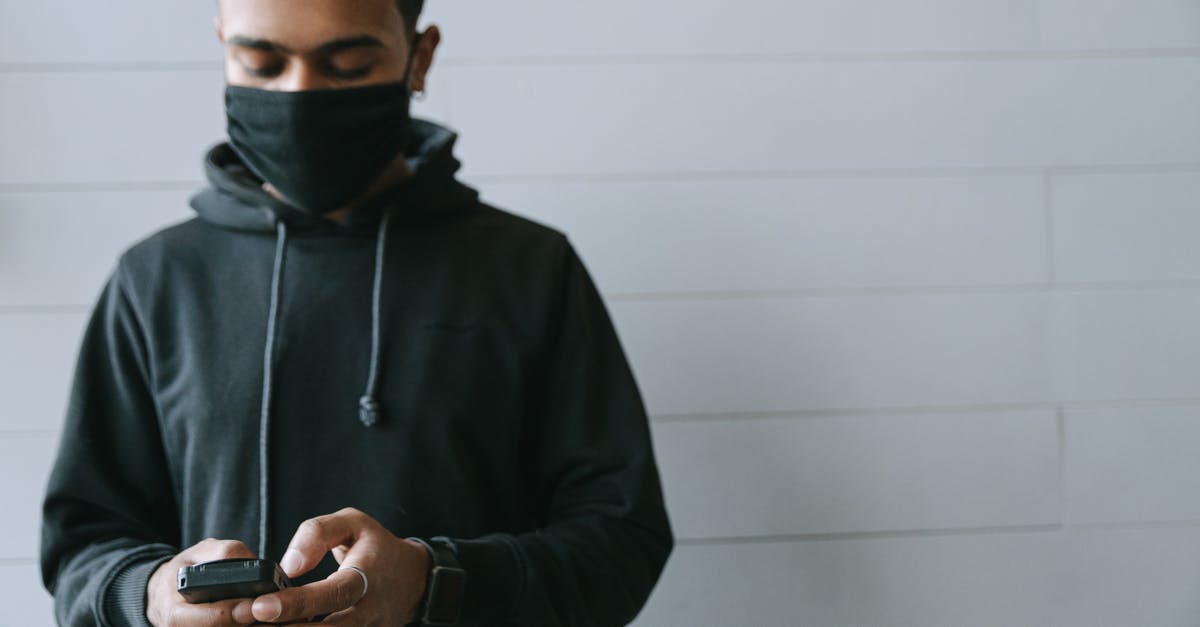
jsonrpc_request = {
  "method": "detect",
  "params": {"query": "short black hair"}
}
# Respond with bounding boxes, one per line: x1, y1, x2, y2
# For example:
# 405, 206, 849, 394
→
397, 0, 424, 32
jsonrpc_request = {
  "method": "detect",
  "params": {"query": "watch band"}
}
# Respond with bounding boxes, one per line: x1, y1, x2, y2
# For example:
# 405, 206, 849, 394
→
407, 536, 467, 626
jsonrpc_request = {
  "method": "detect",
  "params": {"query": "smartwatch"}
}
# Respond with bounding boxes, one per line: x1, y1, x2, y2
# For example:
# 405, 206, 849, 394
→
407, 536, 467, 626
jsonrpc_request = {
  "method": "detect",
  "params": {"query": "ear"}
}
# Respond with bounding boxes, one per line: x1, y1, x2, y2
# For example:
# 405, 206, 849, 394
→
409, 25, 441, 94
214, 15, 225, 43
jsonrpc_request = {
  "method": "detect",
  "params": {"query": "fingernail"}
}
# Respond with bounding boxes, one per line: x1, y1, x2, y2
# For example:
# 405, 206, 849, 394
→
253, 596, 283, 621
280, 549, 302, 575
232, 601, 253, 623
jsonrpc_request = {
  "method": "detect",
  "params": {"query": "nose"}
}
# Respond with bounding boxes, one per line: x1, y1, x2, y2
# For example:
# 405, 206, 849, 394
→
276, 61, 333, 92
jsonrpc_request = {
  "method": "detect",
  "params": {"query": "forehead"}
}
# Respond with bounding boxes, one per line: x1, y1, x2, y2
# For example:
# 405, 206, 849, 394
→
218, 0, 406, 49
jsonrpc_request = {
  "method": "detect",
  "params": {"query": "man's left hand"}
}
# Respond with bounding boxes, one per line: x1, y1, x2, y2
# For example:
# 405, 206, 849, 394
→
233, 507, 431, 625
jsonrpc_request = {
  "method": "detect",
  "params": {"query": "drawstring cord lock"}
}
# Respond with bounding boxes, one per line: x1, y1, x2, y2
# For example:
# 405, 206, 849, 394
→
359, 395, 381, 428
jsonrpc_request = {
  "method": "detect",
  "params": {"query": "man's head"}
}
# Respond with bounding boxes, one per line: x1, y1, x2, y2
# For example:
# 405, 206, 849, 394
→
215, 0, 439, 92
216, 0, 443, 218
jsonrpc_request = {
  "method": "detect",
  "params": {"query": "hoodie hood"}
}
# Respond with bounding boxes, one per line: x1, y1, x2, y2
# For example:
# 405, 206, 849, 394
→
190, 117, 480, 234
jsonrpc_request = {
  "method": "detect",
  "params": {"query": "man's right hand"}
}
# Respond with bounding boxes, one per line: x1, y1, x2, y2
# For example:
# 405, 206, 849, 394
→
146, 538, 258, 626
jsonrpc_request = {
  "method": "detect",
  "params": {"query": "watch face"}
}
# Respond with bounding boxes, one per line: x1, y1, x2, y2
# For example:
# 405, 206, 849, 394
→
426, 566, 467, 623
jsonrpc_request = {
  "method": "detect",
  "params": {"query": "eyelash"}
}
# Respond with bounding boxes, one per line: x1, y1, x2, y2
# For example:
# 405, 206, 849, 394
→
327, 64, 372, 80
245, 64, 284, 78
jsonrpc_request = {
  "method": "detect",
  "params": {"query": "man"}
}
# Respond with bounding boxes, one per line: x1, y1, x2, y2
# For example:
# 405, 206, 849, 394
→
39, 1, 673, 625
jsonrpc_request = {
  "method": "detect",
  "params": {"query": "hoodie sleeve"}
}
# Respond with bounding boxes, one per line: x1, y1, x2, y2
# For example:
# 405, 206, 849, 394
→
444, 237, 674, 627
40, 265, 182, 627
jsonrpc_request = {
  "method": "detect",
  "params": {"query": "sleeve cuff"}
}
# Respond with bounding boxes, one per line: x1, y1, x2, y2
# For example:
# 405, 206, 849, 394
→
449, 533, 524, 625
101, 551, 175, 627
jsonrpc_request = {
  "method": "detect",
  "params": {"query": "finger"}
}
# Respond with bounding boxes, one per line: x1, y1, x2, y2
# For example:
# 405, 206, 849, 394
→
331, 545, 348, 565
232, 599, 258, 624
250, 569, 364, 623
184, 538, 257, 564
163, 598, 246, 627
281, 508, 372, 577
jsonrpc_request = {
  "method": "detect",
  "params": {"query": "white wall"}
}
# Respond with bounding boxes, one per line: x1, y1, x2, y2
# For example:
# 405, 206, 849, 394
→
2, 1, 1199, 624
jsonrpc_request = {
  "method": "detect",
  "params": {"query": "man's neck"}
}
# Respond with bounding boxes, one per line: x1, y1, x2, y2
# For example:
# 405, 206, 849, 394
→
263, 151, 415, 225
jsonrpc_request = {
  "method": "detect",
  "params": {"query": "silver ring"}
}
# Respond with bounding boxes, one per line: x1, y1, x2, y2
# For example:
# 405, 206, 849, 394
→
338, 565, 369, 601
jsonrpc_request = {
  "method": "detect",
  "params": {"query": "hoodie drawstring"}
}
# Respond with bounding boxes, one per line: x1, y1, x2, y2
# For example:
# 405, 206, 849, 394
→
256, 211, 392, 559
359, 208, 394, 428
258, 219, 288, 559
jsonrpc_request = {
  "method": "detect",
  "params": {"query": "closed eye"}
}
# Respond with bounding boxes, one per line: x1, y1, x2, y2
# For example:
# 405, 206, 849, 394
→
243, 63, 285, 78
325, 64, 373, 80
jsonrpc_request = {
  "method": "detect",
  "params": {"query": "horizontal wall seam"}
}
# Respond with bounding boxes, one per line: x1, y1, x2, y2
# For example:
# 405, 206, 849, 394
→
0, 306, 90, 316
1, 47, 1199, 73
0, 430, 58, 439
441, 47, 1200, 66
600, 279, 1200, 302
8, 396, 1200, 437
0, 181, 203, 194
8, 278, 1200, 315
652, 397, 1200, 423
2, 162, 1198, 194
677, 524, 1063, 545
675, 517, 1200, 546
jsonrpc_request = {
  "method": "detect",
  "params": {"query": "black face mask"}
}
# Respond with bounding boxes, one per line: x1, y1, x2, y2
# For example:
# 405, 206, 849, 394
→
225, 82, 412, 215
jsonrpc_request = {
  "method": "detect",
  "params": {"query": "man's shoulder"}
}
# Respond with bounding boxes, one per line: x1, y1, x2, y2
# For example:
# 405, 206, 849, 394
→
465, 202, 566, 239
457, 202, 571, 258
115, 216, 211, 282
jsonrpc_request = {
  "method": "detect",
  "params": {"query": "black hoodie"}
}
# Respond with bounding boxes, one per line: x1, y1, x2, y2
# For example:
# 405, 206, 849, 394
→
39, 119, 673, 626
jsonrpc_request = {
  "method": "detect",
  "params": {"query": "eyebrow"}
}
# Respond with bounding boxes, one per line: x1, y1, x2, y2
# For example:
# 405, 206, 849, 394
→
226, 34, 386, 55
